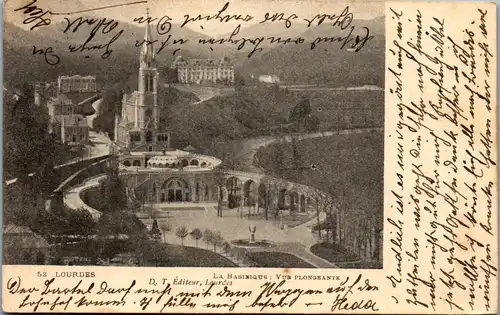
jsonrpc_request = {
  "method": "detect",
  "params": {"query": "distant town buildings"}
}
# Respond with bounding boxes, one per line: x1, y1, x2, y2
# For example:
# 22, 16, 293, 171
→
34, 75, 98, 146
171, 56, 235, 85
258, 74, 280, 84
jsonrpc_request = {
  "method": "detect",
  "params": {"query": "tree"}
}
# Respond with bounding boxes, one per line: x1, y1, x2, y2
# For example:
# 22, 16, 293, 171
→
150, 219, 162, 242
289, 98, 312, 122
222, 242, 231, 256
234, 72, 245, 90
4, 83, 58, 178
258, 178, 275, 221
99, 164, 127, 213
160, 222, 172, 243
310, 190, 336, 243
190, 228, 203, 247
175, 226, 189, 246
70, 209, 96, 239
213, 172, 226, 217
203, 229, 213, 249
212, 231, 224, 253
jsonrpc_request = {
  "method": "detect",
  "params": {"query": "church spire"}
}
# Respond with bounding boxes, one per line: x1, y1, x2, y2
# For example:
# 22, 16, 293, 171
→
141, 8, 155, 68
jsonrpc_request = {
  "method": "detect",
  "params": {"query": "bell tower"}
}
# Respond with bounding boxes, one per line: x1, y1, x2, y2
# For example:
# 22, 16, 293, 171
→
137, 8, 159, 131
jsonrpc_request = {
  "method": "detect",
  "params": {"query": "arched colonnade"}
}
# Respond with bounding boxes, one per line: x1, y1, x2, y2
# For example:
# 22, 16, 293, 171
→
125, 172, 313, 213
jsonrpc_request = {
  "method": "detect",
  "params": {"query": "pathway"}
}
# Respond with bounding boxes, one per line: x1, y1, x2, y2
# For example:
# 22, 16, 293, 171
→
86, 99, 102, 129
169, 84, 234, 104
63, 174, 105, 220
140, 203, 336, 268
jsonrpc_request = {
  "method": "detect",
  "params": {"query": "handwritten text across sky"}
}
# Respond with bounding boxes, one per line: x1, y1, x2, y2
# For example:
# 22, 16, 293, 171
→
4, 0, 384, 35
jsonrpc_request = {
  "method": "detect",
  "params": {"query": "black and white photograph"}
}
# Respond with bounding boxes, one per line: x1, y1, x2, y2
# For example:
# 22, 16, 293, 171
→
3, 0, 384, 269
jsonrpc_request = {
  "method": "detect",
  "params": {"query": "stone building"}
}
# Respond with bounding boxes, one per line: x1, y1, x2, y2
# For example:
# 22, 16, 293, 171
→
34, 75, 97, 146
58, 75, 97, 93
46, 93, 90, 145
3, 224, 50, 265
258, 74, 280, 84
57, 115, 90, 145
171, 56, 234, 85
114, 20, 170, 152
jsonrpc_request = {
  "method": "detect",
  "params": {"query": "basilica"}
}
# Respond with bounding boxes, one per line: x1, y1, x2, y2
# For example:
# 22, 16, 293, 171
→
112, 21, 313, 208
114, 21, 170, 152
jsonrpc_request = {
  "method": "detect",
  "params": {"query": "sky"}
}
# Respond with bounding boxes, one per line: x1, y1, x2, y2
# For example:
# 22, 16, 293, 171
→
4, 0, 384, 35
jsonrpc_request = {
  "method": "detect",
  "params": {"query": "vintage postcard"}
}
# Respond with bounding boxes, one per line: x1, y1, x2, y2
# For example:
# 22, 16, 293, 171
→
2, 0, 497, 313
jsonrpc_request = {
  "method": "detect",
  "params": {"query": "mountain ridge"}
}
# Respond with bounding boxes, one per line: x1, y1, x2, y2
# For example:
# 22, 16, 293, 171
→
3, 15, 385, 87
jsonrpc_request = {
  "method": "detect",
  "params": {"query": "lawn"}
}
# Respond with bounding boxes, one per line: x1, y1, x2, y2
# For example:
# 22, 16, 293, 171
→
246, 252, 316, 268
51, 240, 238, 267
310, 243, 359, 263
255, 131, 384, 190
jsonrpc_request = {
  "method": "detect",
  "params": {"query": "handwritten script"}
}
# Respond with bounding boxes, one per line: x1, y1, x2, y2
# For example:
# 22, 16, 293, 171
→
386, 2, 497, 314
13, 0, 374, 65
4, 273, 379, 312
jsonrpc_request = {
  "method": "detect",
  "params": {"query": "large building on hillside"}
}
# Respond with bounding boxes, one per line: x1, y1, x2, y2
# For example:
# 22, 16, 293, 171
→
114, 21, 171, 152
58, 75, 97, 93
171, 56, 234, 85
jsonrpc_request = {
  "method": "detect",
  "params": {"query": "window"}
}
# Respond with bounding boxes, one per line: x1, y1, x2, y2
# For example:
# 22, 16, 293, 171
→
157, 134, 168, 142
131, 133, 141, 142
145, 73, 154, 92
148, 74, 154, 92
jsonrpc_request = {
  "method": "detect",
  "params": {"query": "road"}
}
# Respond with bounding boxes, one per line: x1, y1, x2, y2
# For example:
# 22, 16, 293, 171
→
63, 174, 106, 220
87, 98, 102, 129
279, 84, 383, 91
170, 84, 234, 104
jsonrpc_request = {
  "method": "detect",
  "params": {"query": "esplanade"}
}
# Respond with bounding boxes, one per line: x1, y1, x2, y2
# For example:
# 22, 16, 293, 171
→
65, 147, 325, 221
119, 150, 317, 212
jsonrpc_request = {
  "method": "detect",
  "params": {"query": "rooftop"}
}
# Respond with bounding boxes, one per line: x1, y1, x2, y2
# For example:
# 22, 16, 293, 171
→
172, 56, 233, 68
58, 75, 96, 80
